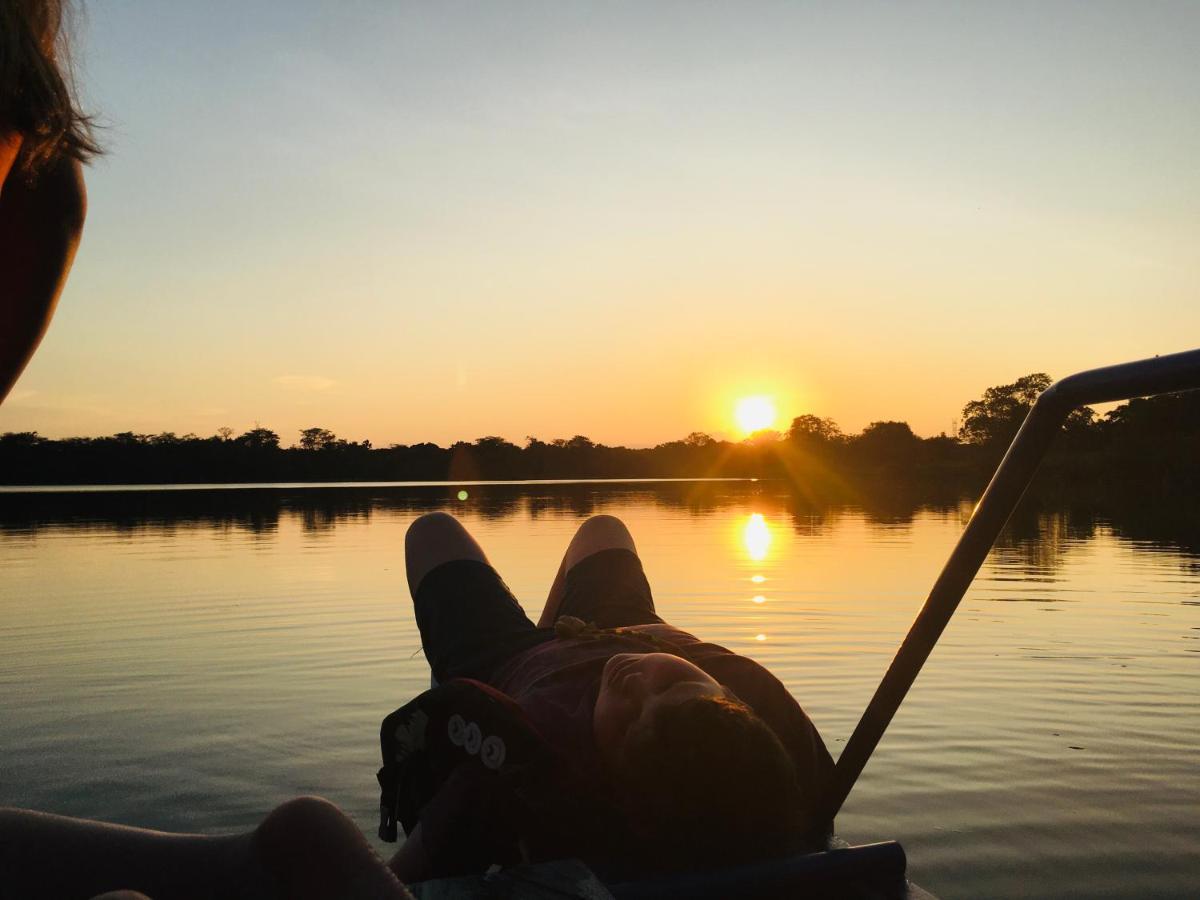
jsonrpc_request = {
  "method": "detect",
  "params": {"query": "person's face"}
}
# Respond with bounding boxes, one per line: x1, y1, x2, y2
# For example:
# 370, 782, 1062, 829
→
592, 652, 725, 767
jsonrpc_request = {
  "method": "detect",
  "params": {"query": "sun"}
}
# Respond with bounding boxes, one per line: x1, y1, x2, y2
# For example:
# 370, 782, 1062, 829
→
734, 395, 778, 435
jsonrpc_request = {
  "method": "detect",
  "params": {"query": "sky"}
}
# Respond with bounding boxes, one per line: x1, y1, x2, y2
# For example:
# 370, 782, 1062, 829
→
2, 0, 1197, 447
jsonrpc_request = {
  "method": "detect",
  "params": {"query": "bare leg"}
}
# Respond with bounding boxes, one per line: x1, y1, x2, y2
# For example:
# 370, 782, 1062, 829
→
255, 797, 412, 899
539, 515, 638, 627
405, 512, 490, 598
0, 797, 411, 900
386, 822, 432, 886
0, 806, 263, 900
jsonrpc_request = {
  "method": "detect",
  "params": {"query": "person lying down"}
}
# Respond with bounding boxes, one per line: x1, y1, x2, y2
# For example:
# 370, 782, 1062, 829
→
0, 514, 835, 898
381, 513, 835, 881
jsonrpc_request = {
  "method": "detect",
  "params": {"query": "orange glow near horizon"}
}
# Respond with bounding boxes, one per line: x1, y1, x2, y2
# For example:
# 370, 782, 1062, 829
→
1, 5, 1195, 448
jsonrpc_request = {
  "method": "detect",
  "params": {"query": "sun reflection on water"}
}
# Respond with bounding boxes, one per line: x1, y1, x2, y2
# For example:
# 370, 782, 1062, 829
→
742, 513, 772, 561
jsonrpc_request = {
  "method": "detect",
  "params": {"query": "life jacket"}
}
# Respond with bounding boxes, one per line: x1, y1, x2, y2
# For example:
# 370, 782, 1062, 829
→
377, 678, 619, 876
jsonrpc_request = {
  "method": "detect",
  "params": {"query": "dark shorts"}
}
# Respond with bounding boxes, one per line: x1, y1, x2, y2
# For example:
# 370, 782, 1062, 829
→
414, 547, 662, 682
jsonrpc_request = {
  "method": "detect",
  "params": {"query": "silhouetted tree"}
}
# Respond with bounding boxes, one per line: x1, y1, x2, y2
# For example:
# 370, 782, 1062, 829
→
1103, 391, 1200, 437
960, 374, 1095, 448
959, 374, 1052, 446
922, 433, 961, 461
1095, 391, 1200, 487
299, 427, 338, 451
1060, 406, 1099, 451
787, 415, 842, 445
855, 421, 921, 461
474, 436, 520, 453
3, 387, 1196, 490
0, 431, 45, 448
469, 436, 522, 477
237, 427, 280, 450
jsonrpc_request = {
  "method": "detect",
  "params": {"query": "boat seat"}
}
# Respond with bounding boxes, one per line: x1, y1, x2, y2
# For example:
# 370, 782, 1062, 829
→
408, 840, 937, 899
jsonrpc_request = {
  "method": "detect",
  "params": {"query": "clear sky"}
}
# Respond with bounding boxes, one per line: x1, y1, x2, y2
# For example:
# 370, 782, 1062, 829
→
3, 0, 1197, 447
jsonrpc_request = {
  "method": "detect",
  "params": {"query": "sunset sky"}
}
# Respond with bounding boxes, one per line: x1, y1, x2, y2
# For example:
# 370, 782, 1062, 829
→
2, 1, 1197, 447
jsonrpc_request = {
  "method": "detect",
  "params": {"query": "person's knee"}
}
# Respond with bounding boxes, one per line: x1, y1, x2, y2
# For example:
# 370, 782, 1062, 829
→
406, 513, 472, 564
406, 511, 464, 545
255, 797, 408, 899
565, 515, 637, 569
578, 514, 627, 532
405, 512, 488, 596
574, 515, 635, 545
256, 796, 363, 864
258, 796, 344, 838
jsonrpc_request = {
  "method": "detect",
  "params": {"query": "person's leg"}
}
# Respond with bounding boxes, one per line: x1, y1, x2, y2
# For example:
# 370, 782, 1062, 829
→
406, 512, 544, 682
0, 798, 411, 900
539, 515, 650, 628
405, 511, 490, 598
255, 797, 412, 899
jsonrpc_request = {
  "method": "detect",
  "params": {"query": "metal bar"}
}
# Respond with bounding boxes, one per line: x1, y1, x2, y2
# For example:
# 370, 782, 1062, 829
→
819, 347, 1200, 824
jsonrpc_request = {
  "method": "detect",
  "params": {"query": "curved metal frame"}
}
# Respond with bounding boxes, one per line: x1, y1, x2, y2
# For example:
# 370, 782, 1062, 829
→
820, 347, 1200, 823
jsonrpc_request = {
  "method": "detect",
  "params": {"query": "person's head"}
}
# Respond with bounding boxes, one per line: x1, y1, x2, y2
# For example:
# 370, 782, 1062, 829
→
592, 652, 805, 870
0, 0, 100, 177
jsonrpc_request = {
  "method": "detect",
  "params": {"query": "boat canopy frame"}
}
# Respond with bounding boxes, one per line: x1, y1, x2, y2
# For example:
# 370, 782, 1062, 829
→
821, 346, 1200, 823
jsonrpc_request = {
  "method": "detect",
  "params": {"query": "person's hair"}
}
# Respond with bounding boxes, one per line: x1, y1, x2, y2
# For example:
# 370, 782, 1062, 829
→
0, 0, 101, 177
617, 692, 806, 872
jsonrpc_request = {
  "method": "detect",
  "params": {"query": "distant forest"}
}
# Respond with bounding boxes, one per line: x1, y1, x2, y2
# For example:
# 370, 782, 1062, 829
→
2, 375, 1197, 494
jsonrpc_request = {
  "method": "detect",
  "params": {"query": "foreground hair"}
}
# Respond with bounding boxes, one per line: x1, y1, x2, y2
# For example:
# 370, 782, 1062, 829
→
619, 693, 806, 871
0, 0, 101, 176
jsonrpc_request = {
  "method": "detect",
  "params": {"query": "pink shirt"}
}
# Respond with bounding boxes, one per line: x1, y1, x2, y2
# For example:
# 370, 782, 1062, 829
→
488, 623, 834, 815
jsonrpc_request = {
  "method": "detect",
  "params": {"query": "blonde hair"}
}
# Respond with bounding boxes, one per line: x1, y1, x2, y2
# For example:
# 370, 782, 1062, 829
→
0, 0, 101, 177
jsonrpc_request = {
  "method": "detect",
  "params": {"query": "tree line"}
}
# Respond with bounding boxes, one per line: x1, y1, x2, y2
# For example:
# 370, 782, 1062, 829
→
2, 375, 1196, 491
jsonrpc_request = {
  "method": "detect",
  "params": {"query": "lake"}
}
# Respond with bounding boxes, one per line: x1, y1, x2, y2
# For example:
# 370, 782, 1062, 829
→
1, 480, 1197, 898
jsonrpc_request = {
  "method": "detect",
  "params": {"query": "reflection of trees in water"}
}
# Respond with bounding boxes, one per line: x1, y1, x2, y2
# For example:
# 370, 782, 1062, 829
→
1093, 495, 1200, 559
471, 494, 524, 520
981, 494, 1200, 578
856, 494, 958, 532
0, 481, 774, 536
296, 495, 372, 535
0, 490, 285, 536
991, 510, 1081, 577
856, 485, 963, 529
525, 492, 596, 519
3, 484, 1198, 574
0, 489, 383, 537
786, 506, 842, 538
780, 482, 965, 537
519, 482, 771, 520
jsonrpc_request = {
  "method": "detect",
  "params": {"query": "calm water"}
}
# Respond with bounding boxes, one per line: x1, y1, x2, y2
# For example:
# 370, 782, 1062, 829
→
1, 481, 1197, 898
